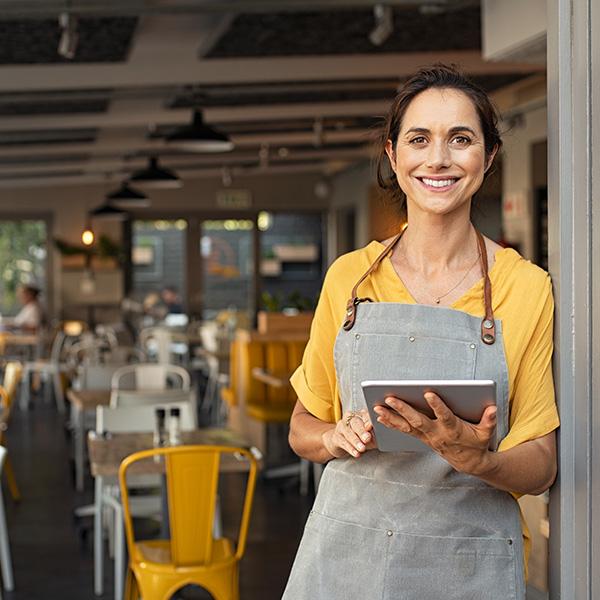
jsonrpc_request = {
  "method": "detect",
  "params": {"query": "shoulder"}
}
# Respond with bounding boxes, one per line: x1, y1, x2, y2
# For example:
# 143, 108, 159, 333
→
325, 241, 384, 286
493, 247, 553, 316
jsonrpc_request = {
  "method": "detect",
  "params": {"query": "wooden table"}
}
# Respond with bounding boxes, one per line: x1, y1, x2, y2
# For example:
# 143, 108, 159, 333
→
66, 389, 111, 491
88, 427, 257, 477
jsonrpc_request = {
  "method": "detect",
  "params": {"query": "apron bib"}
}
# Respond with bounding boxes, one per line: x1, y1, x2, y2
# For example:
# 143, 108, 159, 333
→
283, 232, 526, 600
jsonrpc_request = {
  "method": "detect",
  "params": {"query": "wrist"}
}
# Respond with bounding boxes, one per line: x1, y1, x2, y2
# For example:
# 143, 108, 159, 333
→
468, 449, 500, 478
321, 427, 339, 461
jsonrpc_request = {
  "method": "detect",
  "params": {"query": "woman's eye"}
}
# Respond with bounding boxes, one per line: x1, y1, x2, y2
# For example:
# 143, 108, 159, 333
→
409, 136, 427, 145
451, 135, 471, 145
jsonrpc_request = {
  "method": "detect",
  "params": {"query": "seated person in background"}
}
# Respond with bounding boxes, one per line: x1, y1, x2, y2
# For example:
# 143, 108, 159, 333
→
160, 286, 184, 314
12, 285, 44, 332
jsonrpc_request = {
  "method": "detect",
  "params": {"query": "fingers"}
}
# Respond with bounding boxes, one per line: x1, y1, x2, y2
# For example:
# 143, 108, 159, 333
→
339, 412, 370, 457
478, 405, 497, 435
384, 396, 432, 433
424, 392, 456, 428
336, 430, 364, 458
349, 410, 373, 444
373, 405, 414, 433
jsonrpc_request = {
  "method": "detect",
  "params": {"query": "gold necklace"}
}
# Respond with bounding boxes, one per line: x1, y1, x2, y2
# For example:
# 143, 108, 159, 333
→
431, 249, 481, 304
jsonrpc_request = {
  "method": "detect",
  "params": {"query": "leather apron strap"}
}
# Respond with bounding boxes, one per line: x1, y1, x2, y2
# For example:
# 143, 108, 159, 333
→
342, 228, 496, 345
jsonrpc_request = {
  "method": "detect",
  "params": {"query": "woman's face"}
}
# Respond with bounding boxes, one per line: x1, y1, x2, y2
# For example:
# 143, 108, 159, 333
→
385, 87, 495, 217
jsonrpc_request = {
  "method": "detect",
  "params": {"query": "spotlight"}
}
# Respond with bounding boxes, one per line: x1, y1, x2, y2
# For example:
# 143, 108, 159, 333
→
369, 4, 393, 47
58, 12, 78, 60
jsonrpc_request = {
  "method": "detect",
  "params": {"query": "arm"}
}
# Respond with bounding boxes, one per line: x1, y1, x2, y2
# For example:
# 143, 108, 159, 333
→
289, 400, 376, 464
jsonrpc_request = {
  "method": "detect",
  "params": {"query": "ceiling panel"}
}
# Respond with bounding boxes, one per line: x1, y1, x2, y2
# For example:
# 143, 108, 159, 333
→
206, 7, 481, 58
0, 128, 98, 146
0, 18, 138, 64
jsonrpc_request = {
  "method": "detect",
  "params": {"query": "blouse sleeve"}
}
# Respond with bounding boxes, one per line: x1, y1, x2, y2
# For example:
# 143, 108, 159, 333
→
290, 264, 343, 423
498, 276, 560, 452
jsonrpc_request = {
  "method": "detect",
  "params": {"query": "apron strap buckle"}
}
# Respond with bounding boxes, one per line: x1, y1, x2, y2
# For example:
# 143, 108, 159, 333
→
481, 317, 496, 345
343, 297, 373, 331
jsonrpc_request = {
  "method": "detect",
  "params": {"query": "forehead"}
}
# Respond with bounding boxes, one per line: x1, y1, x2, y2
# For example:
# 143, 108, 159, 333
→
400, 87, 481, 132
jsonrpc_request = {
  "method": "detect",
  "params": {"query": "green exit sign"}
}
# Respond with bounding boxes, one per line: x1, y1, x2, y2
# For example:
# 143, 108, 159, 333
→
216, 189, 252, 209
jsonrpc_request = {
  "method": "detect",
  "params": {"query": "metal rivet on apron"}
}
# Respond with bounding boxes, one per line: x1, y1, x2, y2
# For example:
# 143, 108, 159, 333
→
483, 333, 495, 344
386, 530, 393, 537
483, 319, 494, 329
355, 334, 360, 339
507, 539, 513, 545
470, 343, 476, 349
409, 336, 415, 342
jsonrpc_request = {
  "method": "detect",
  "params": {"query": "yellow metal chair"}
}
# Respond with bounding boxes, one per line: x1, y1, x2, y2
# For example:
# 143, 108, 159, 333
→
0, 362, 23, 501
119, 445, 257, 600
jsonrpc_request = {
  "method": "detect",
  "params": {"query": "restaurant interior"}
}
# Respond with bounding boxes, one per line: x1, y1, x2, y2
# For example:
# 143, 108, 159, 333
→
0, 1, 551, 598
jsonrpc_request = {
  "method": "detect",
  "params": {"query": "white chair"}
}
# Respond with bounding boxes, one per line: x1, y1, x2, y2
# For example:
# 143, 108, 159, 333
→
21, 329, 71, 412
139, 327, 188, 364
0, 446, 14, 595
93, 402, 196, 600
110, 362, 190, 391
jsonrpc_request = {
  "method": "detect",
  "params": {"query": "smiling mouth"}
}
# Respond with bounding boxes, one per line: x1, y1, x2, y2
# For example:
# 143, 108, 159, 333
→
417, 177, 460, 191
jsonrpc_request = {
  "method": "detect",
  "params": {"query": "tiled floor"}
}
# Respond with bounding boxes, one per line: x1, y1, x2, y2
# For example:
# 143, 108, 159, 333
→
0, 399, 548, 599
2, 401, 312, 600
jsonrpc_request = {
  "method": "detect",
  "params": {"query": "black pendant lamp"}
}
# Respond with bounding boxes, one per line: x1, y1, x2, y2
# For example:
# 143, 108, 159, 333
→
129, 156, 182, 189
89, 202, 128, 220
106, 182, 150, 207
166, 110, 234, 153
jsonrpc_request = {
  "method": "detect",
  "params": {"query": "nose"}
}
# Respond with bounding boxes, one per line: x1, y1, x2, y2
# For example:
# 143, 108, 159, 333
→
425, 139, 451, 170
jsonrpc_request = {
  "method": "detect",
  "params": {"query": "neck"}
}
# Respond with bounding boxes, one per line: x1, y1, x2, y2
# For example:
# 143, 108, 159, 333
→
398, 204, 477, 273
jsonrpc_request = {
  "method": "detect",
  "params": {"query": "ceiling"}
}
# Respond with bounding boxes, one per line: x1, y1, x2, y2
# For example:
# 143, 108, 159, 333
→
0, 0, 544, 189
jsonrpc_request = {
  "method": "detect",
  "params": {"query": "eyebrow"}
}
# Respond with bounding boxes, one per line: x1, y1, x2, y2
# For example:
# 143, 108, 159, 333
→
404, 126, 478, 137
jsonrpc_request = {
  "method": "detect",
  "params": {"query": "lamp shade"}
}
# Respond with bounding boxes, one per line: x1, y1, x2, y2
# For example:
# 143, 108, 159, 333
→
129, 157, 182, 189
89, 202, 128, 220
166, 110, 234, 153
106, 182, 150, 207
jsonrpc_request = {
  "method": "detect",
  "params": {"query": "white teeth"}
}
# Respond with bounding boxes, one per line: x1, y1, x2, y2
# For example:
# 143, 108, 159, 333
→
421, 178, 456, 188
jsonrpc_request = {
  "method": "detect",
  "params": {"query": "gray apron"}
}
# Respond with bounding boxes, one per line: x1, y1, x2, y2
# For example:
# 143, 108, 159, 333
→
283, 231, 526, 600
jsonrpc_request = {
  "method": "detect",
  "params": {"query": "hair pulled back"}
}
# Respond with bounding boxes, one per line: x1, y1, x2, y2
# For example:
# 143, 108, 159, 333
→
375, 64, 502, 204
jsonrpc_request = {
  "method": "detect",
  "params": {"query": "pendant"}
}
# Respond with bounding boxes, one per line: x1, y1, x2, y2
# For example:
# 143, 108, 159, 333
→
435, 298, 440, 304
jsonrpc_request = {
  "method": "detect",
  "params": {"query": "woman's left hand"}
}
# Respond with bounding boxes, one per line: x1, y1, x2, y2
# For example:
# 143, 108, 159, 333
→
373, 392, 497, 476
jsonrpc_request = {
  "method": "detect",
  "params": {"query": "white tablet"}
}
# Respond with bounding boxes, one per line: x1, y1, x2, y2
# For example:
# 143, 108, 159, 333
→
361, 379, 497, 453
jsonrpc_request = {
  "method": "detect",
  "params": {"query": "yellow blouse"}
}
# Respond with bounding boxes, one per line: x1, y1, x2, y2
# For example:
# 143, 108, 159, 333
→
291, 241, 560, 452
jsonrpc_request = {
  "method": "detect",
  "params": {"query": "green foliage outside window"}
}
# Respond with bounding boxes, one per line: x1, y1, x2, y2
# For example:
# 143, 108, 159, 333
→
0, 220, 46, 316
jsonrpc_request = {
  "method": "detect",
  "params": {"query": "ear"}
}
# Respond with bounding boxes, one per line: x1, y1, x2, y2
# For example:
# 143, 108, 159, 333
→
385, 139, 396, 173
484, 144, 499, 173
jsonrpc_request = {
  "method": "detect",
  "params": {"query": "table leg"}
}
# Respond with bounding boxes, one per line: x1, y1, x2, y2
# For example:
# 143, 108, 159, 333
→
102, 493, 124, 600
94, 475, 104, 596
74, 406, 85, 492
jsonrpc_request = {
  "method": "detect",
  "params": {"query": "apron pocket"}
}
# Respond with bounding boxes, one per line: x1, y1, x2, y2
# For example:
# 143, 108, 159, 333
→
383, 531, 520, 600
352, 333, 478, 409
283, 511, 386, 600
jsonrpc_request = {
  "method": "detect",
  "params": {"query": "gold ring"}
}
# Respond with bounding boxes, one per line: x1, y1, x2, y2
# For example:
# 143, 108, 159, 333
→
345, 411, 359, 427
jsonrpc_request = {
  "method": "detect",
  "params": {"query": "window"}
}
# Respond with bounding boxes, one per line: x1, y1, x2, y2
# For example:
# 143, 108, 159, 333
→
0, 220, 47, 316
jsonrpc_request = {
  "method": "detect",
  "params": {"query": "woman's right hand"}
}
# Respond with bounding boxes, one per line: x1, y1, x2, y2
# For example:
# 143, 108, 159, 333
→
322, 409, 376, 459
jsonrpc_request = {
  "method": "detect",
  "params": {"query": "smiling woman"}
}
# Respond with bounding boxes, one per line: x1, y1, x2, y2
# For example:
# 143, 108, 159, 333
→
284, 64, 559, 600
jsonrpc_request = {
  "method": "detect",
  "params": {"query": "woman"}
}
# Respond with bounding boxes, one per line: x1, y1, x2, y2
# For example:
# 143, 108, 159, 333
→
283, 65, 559, 599
12, 285, 44, 332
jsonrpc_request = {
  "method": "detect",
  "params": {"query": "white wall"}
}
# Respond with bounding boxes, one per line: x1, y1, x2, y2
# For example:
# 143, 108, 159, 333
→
328, 161, 373, 263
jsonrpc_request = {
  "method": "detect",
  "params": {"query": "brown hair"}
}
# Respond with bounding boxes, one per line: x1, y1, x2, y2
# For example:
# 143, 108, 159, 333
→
375, 63, 502, 204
